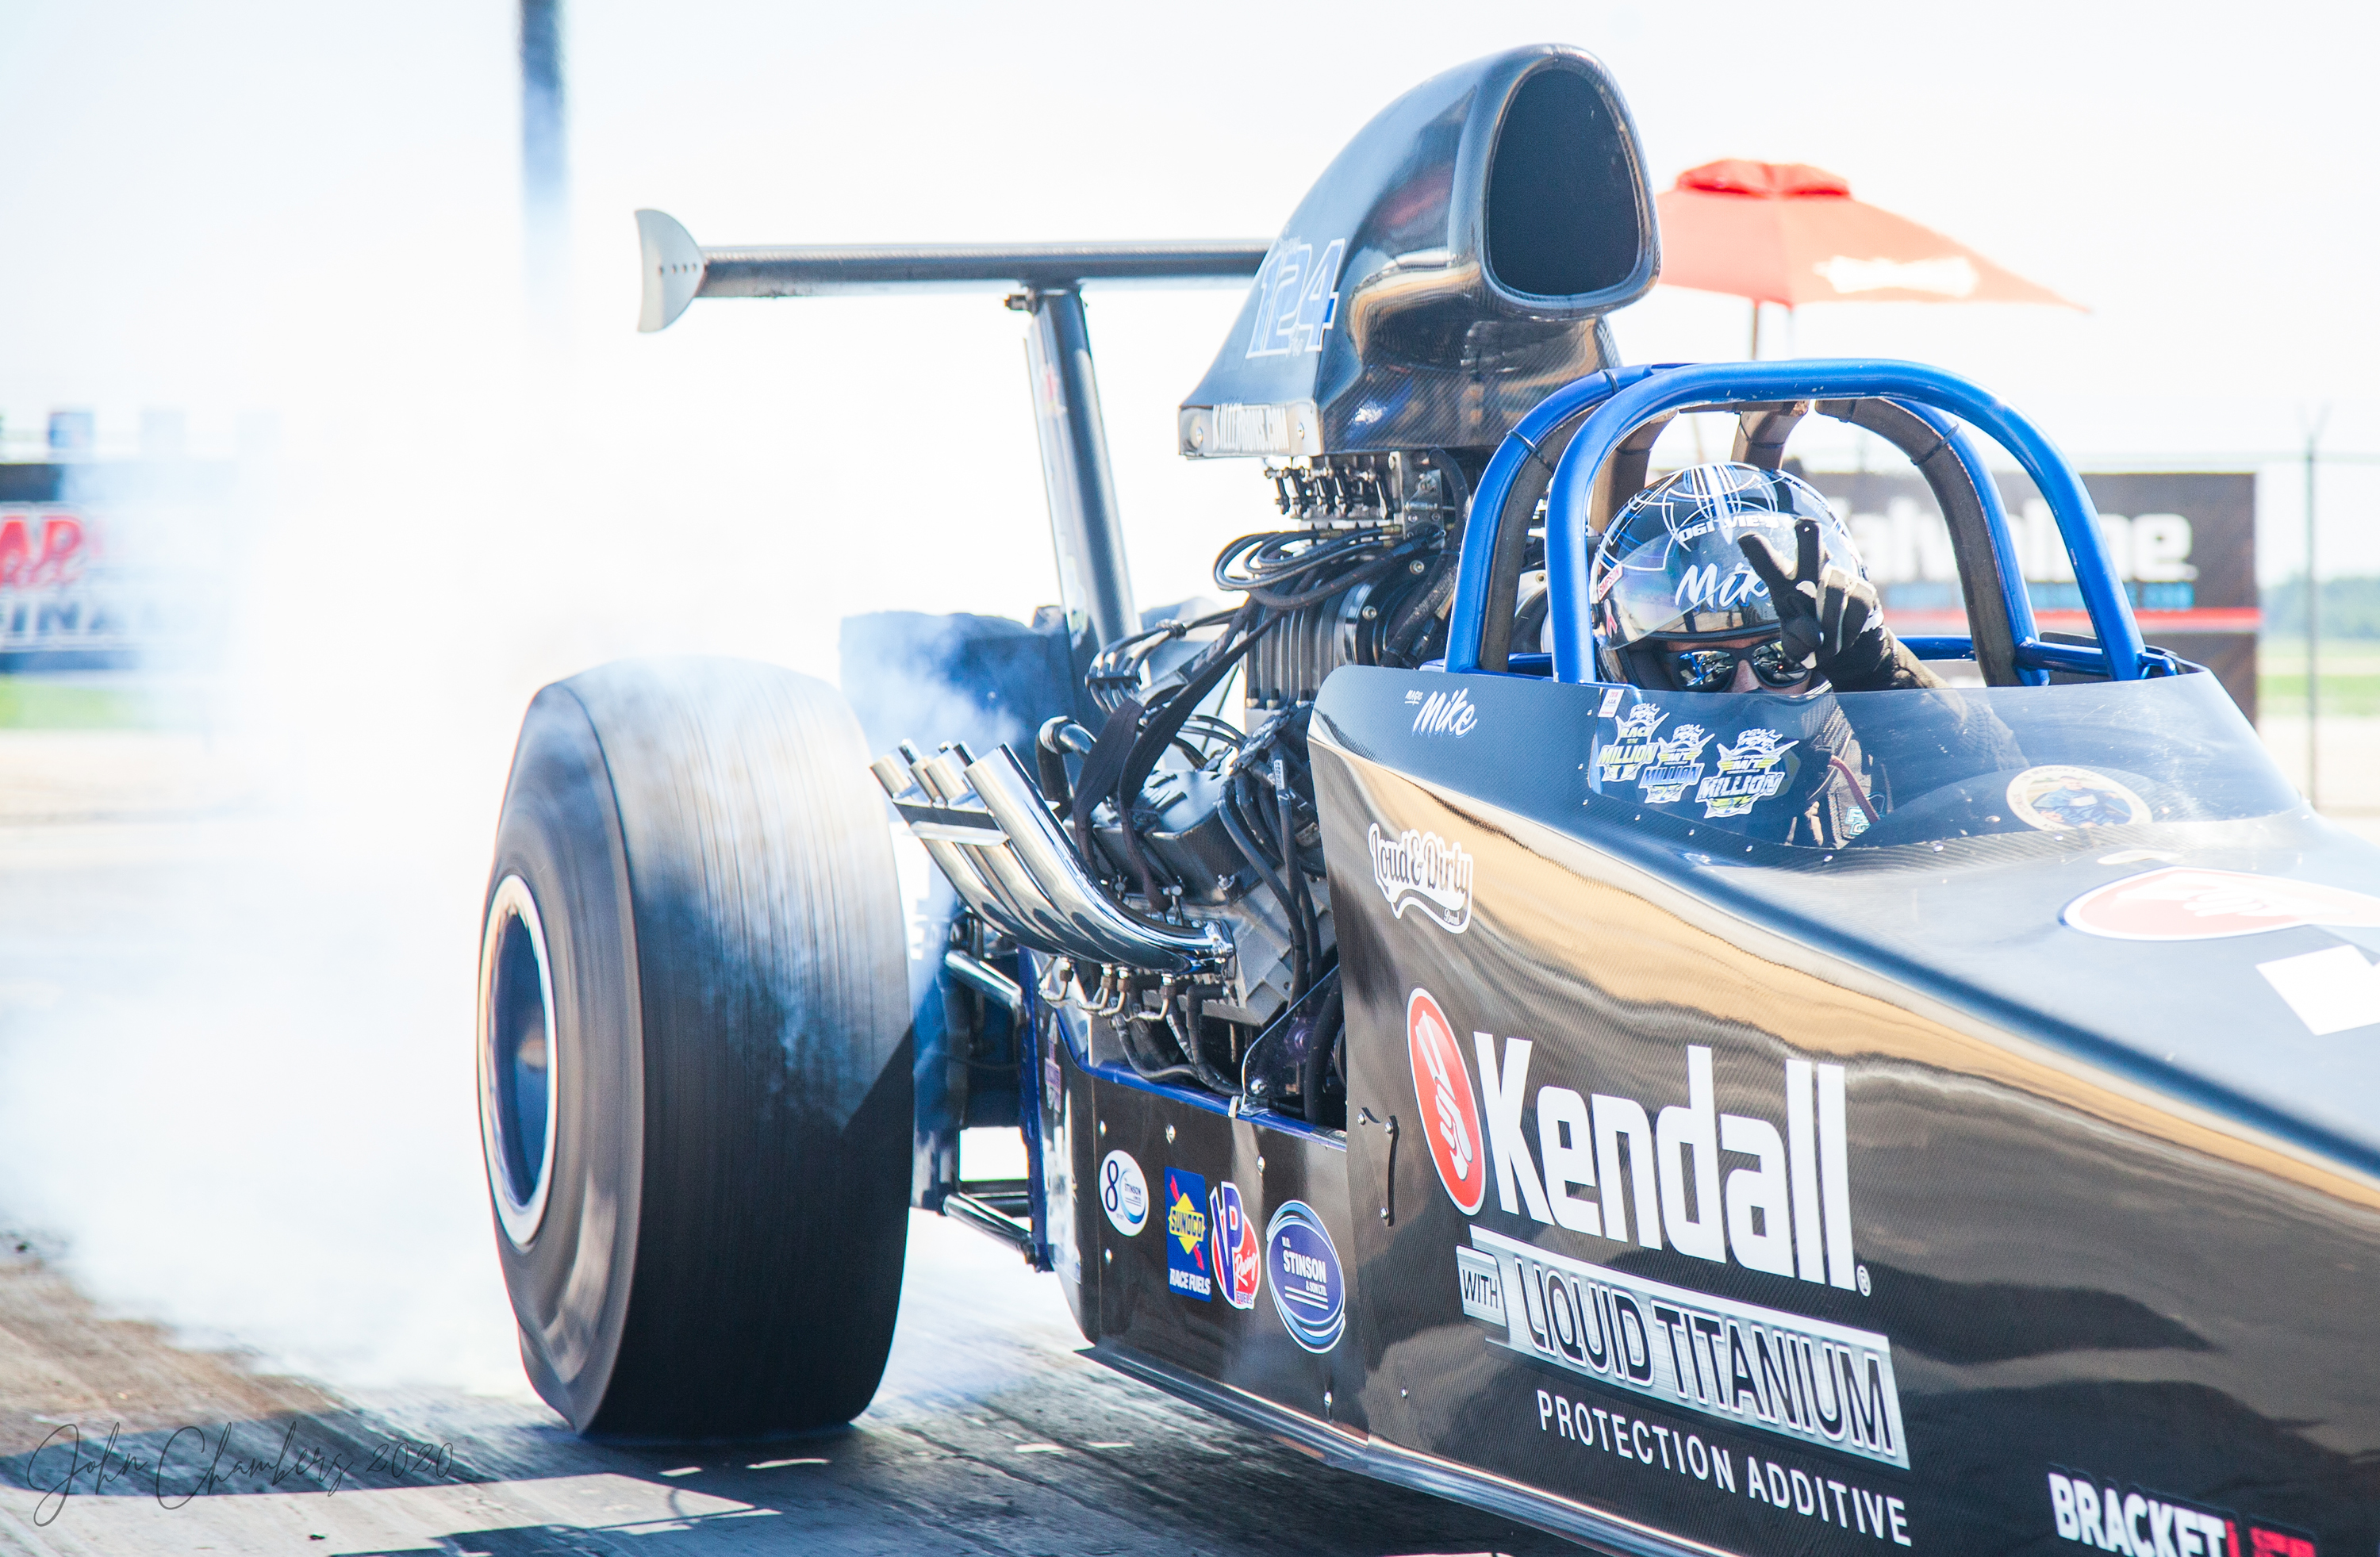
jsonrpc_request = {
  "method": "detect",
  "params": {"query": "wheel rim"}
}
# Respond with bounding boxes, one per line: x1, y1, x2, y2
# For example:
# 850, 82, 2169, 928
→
479, 873, 559, 1248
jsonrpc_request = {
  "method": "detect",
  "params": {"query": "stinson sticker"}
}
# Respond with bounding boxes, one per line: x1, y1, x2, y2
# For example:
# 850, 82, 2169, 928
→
1265, 1201, 1345, 1352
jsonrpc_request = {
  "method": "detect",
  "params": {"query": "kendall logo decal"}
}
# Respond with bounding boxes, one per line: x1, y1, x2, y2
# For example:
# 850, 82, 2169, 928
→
1408, 988, 1486, 1215
1412, 688, 1478, 737
2063, 867, 2380, 941
1468, 1029, 1860, 1291
1369, 825, 1473, 934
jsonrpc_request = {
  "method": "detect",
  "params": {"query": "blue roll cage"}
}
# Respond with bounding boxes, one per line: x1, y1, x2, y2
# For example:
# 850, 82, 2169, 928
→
1443, 359, 2152, 688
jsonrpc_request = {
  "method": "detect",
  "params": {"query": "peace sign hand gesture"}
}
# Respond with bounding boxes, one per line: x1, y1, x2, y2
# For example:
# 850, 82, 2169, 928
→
1737, 516, 1894, 692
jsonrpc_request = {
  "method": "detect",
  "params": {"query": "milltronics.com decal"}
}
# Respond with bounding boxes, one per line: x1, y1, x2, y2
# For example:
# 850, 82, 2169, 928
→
1164, 1168, 1212, 1301
2046, 1468, 2316, 1557
1265, 1201, 1345, 1352
1207, 1180, 1261, 1310
1461, 1225, 1909, 1469
1099, 1149, 1148, 1237
1369, 824, 1473, 934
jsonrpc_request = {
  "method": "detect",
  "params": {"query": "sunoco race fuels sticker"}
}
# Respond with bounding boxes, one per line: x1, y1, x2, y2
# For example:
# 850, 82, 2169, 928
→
1165, 1168, 1212, 1300
1265, 1200, 1344, 1352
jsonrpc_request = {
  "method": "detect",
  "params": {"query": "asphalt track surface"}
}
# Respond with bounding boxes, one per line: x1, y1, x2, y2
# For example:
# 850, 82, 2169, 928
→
0, 1215, 1574, 1556
0, 807, 1568, 1556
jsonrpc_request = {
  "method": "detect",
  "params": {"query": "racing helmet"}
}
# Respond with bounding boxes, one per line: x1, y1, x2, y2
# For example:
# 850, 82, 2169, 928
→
1589, 461, 1864, 688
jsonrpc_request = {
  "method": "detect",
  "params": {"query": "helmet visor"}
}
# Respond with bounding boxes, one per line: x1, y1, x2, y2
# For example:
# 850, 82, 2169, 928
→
1591, 462, 1863, 646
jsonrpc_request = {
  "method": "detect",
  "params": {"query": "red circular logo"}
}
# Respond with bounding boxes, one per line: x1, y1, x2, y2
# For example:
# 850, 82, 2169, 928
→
1407, 988, 1484, 1215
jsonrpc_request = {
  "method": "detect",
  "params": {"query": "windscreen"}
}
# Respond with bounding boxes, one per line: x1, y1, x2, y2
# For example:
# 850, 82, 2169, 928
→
1583, 670, 2293, 851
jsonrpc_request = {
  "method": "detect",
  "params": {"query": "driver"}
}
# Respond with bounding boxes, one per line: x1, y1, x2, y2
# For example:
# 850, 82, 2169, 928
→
1589, 462, 2017, 845
1590, 462, 1941, 695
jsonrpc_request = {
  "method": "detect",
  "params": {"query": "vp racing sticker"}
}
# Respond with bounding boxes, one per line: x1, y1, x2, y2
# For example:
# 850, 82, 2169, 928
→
1369, 825, 1472, 933
1265, 1201, 1345, 1352
1207, 1180, 1261, 1310
1099, 1149, 1147, 1237
1407, 988, 1486, 1214
1164, 1168, 1211, 1300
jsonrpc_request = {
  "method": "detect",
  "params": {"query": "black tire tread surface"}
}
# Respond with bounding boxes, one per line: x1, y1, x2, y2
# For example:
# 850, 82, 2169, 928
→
485, 657, 910, 1440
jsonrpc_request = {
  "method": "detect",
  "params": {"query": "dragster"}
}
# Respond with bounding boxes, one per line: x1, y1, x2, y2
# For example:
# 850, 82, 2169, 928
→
474, 42, 2380, 1556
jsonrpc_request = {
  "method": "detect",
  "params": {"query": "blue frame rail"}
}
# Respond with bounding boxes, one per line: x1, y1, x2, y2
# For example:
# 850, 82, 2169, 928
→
1445, 359, 2147, 686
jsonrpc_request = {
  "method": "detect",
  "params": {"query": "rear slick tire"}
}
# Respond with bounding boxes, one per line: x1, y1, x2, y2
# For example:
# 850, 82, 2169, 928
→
477, 657, 911, 1439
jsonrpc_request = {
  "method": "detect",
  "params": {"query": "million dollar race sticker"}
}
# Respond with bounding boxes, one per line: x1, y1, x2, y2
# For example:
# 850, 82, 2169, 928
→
1407, 988, 1485, 1214
1696, 727, 1798, 819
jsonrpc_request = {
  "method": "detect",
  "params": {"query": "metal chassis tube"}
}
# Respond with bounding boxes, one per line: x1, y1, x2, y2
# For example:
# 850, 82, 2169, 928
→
1445, 359, 2148, 685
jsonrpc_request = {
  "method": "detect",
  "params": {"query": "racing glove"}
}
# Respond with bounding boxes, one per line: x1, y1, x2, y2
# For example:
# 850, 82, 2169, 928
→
1739, 518, 1943, 692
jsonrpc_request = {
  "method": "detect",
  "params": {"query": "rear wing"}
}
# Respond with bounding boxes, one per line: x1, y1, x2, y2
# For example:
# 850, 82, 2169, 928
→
635, 209, 1265, 331
633, 209, 1265, 652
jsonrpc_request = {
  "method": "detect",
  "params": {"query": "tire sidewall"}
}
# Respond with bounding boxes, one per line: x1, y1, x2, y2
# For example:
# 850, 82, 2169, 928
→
482, 683, 644, 1430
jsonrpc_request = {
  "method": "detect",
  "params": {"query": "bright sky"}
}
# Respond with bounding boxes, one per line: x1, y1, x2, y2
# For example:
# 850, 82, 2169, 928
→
4, 0, 2378, 746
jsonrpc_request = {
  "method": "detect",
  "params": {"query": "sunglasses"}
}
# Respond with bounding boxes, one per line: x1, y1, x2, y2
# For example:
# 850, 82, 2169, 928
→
1670, 638, 1808, 692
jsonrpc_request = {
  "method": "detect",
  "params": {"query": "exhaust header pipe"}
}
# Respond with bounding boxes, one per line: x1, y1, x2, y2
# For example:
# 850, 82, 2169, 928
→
873, 743, 1226, 975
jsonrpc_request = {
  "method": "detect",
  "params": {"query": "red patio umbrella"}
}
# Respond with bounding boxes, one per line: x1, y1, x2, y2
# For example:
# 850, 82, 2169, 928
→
1655, 159, 2079, 353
